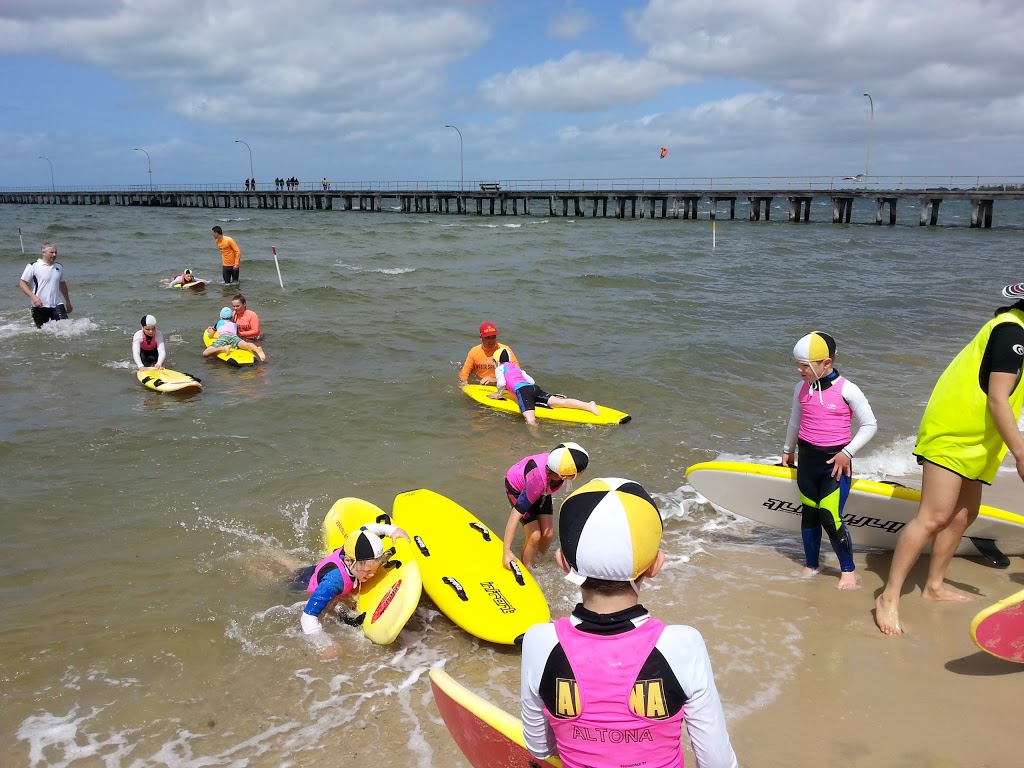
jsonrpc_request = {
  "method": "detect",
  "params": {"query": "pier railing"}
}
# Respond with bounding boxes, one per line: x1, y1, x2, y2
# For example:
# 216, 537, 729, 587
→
3, 175, 1023, 195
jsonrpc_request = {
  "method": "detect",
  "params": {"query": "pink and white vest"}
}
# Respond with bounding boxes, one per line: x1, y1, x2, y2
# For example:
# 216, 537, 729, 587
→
547, 616, 686, 768
306, 549, 356, 595
497, 362, 530, 391
797, 376, 852, 447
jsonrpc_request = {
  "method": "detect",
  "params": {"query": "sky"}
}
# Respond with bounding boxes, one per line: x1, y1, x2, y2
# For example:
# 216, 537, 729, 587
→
2, 0, 1023, 189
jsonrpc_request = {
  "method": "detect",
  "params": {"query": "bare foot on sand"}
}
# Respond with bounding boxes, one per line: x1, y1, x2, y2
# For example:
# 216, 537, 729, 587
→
800, 567, 819, 579
837, 572, 861, 590
922, 585, 977, 603
874, 594, 904, 636
587, 401, 600, 415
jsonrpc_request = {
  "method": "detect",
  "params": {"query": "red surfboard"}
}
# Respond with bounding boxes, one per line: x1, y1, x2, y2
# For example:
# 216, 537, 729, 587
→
429, 668, 561, 768
971, 587, 1024, 663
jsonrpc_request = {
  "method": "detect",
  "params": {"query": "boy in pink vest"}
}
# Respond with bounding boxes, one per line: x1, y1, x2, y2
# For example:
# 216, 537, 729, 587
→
781, 332, 877, 589
520, 478, 738, 768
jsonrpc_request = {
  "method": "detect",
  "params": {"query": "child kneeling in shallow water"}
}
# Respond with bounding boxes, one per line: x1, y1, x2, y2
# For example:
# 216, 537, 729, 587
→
295, 523, 410, 656
204, 307, 266, 361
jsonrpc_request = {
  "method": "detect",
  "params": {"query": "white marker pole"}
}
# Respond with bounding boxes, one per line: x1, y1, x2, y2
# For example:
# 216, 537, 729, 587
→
18, 227, 24, 254
271, 246, 284, 288
712, 220, 716, 249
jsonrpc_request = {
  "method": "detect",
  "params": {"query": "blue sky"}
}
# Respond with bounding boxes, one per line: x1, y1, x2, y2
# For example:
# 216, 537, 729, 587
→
2, 0, 1023, 188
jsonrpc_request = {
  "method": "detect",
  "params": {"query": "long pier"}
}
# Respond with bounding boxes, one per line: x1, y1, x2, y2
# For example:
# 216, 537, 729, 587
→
4, 177, 1024, 227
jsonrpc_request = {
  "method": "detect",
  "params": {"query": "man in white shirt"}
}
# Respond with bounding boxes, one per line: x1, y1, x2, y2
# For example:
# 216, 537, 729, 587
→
19, 243, 72, 327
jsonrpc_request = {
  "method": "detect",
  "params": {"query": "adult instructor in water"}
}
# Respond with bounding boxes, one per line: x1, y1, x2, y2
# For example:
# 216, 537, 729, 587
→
875, 283, 1024, 636
212, 226, 241, 284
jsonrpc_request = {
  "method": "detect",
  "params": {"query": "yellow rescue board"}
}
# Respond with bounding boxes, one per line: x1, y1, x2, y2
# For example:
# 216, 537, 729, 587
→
136, 368, 202, 394
321, 497, 422, 645
392, 488, 550, 645
462, 384, 630, 425
176, 279, 207, 290
203, 328, 255, 367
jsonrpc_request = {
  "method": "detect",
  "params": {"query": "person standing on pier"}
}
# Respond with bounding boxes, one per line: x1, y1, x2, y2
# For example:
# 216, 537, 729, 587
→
212, 225, 241, 284
19, 243, 72, 327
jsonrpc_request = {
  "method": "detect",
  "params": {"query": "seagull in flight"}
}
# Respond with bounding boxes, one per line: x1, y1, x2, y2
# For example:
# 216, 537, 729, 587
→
843, 174, 865, 181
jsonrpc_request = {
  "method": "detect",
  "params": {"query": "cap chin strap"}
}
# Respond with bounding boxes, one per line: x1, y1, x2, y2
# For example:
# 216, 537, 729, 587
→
629, 578, 641, 597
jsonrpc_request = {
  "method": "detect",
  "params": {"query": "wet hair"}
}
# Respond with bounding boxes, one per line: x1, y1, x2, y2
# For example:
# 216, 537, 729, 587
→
995, 299, 1024, 315
581, 575, 647, 594
211, 226, 223, 235
232, 293, 246, 305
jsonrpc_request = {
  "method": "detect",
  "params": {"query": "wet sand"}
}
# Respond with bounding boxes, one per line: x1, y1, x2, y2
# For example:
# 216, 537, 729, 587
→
427, 473, 1023, 768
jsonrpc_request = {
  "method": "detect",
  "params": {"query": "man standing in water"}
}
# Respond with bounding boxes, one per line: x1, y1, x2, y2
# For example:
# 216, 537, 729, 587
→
876, 283, 1024, 636
212, 226, 241, 284
19, 243, 72, 327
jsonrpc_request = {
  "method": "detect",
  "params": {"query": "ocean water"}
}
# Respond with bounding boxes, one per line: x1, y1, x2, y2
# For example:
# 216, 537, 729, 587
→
1, 199, 1022, 766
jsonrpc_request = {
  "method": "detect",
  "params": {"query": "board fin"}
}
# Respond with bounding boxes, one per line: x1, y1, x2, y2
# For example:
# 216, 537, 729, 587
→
340, 611, 366, 627
969, 537, 1010, 568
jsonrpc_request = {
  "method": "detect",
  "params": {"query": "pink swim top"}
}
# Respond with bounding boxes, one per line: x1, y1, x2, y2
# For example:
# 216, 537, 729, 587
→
497, 362, 530, 390
547, 616, 686, 768
306, 550, 356, 595
797, 376, 852, 447
215, 319, 238, 336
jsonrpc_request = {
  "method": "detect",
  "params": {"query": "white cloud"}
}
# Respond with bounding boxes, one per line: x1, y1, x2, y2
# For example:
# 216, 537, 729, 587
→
480, 51, 692, 112
0, 1, 490, 138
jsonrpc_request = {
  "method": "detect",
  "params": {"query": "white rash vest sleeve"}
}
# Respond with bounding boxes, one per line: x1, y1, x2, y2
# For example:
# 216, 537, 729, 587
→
840, 379, 877, 457
783, 381, 802, 453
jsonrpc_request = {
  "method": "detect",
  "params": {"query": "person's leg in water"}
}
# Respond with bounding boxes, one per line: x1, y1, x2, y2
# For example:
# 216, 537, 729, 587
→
520, 519, 542, 569
238, 339, 267, 361
875, 461, 974, 636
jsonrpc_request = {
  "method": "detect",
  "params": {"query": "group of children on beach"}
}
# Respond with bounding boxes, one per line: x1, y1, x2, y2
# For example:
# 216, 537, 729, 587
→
298, 284, 1024, 768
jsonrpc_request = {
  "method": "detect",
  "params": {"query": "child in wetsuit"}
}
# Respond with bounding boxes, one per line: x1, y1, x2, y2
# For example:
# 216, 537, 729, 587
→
782, 332, 877, 589
298, 524, 410, 653
501, 442, 589, 571
489, 348, 600, 425
520, 478, 738, 768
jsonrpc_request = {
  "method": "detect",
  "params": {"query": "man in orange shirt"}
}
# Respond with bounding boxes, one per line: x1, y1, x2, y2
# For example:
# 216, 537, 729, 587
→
459, 321, 518, 387
212, 226, 241, 284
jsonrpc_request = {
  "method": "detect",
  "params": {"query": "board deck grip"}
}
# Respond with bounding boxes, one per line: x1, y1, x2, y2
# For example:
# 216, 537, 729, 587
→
384, 559, 401, 570
469, 522, 492, 541
376, 513, 392, 524
969, 537, 1011, 568
442, 576, 469, 601
414, 535, 430, 556
510, 560, 526, 586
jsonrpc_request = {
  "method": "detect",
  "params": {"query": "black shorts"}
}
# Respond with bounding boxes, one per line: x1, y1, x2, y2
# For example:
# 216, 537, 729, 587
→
514, 384, 552, 412
505, 479, 553, 525
31, 304, 68, 327
140, 349, 160, 367
222, 266, 240, 284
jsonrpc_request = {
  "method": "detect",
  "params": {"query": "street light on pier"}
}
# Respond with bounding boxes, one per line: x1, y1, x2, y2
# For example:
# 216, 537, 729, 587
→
38, 156, 55, 191
234, 139, 254, 188
444, 124, 463, 190
863, 93, 874, 181
134, 147, 153, 190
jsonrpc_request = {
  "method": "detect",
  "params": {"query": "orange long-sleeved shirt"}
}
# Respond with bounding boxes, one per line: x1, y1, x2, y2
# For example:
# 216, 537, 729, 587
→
216, 235, 241, 268
460, 343, 518, 383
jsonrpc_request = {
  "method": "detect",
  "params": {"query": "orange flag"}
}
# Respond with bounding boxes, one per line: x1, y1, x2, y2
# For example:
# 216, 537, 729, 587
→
659, 147, 668, 159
